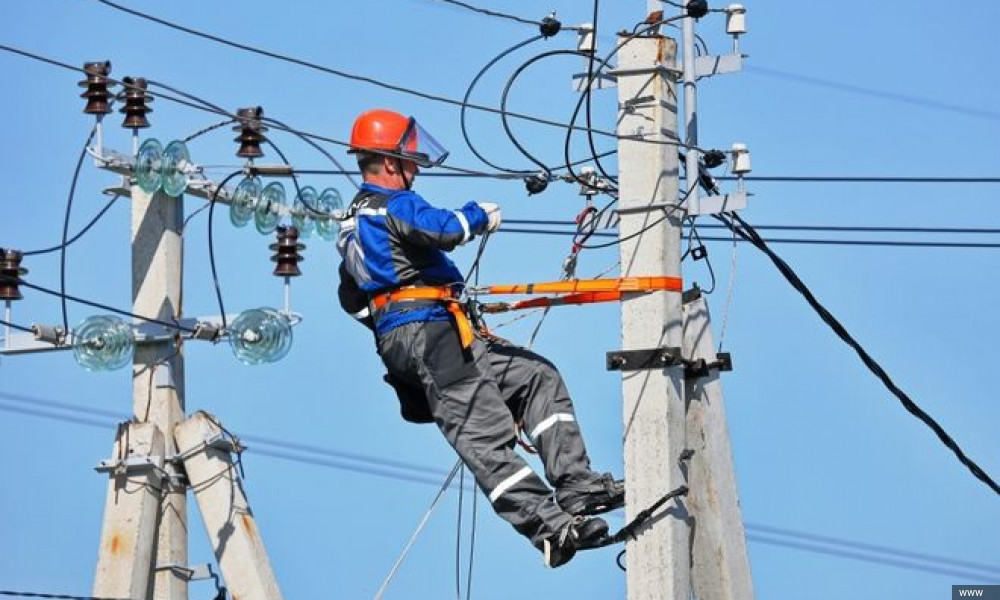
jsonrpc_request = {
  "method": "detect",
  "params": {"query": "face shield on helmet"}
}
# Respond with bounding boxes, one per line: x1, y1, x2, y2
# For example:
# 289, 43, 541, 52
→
397, 118, 449, 168
348, 109, 449, 169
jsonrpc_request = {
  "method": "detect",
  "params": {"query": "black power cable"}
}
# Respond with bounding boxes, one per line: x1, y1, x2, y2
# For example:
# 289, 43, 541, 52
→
423, 0, 579, 31
460, 34, 545, 174
17, 281, 196, 333
0, 590, 133, 600
715, 211, 1000, 496
23, 195, 121, 256
501, 49, 590, 176
59, 127, 96, 335
0, 318, 34, 333
265, 117, 360, 190
206, 170, 245, 330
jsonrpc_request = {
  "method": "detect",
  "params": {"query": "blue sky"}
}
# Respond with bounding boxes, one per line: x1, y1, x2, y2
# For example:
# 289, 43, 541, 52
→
1, 1, 999, 599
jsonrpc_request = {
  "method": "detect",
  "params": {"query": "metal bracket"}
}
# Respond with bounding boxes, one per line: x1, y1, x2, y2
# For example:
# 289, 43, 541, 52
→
95, 455, 168, 481
684, 191, 749, 216
694, 53, 744, 78
606, 347, 682, 371
154, 562, 214, 581
175, 431, 245, 462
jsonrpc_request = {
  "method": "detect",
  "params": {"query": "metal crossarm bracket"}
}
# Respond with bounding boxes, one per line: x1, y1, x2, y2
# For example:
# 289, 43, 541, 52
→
606, 347, 683, 371
95, 455, 168, 481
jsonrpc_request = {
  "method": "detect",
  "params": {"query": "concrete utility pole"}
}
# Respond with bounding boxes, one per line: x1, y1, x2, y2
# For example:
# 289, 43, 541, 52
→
614, 33, 690, 600
683, 290, 754, 600
93, 182, 187, 600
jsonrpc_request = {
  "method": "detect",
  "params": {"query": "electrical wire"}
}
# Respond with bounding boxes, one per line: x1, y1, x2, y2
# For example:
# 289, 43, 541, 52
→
574, 181, 694, 250
461, 34, 545, 174
497, 227, 1000, 250
182, 118, 235, 143
264, 140, 306, 213
582, 0, 616, 186
266, 117, 360, 190
23, 195, 121, 256
372, 460, 464, 600
0, 590, 133, 600
564, 15, 689, 192
722, 175, 1000, 184
507, 219, 1000, 236
716, 221, 739, 352
0, 318, 34, 334
501, 49, 591, 176
4, 393, 999, 580
420, 0, 579, 30
716, 211, 1000, 496
206, 170, 245, 330
60, 127, 97, 334
81, 3, 696, 149
16, 281, 196, 333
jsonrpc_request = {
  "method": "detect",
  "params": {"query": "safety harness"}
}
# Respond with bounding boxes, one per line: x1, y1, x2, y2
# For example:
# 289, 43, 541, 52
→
369, 276, 684, 351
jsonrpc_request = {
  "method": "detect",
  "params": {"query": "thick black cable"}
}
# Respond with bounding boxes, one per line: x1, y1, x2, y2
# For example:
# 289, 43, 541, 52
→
460, 34, 544, 174
60, 127, 96, 334
0, 318, 34, 333
266, 117, 360, 190
564, 16, 687, 192
86, 1, 655, 146
147, 78, 227, 113
501, 49, 591, 176
4, 393, 998, 579
207, 171, 245, 331
23, 195, 120, 256
717, 211, 1000, 496
17, 281, 196, 333
583, 0, 616, 186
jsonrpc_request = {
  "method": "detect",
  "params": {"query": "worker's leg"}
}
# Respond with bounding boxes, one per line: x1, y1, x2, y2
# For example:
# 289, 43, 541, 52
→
379, 321, 572, 547
487, 337, 624, 515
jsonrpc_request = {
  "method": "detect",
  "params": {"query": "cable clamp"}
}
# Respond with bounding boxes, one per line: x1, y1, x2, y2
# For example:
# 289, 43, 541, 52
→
174, 431, 245, 462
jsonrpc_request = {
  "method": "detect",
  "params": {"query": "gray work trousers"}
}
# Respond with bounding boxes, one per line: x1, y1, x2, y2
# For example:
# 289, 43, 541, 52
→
378, 319, 598, 546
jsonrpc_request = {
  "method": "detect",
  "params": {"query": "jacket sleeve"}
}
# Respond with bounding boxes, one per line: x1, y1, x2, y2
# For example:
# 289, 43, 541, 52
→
387, 192, 489, 251
337, 261, 374, 331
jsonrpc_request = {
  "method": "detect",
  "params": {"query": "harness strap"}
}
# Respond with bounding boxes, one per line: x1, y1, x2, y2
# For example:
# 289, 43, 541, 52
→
370, 286, 474, 350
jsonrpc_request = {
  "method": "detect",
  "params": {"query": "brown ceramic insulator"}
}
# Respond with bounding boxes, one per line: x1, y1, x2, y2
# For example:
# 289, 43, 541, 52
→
0, 249, 27, 301
269, 226, 306, 277
78, 61, 115, 115
233, 106, 268, 158
118, 76, 153, 129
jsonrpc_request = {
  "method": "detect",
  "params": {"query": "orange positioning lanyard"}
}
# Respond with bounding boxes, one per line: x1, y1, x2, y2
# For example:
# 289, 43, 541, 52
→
480, 276, 682, 296
370, 286, 475, 350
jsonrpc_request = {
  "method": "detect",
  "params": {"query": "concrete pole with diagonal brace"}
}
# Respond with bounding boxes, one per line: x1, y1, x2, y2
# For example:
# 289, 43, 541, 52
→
613, 31, 691, 600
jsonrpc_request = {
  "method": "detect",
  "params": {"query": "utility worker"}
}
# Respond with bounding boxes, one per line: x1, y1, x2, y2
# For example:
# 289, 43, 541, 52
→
336, 109, 624, 567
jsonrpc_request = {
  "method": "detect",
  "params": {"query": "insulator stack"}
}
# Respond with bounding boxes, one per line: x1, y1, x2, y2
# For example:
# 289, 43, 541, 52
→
78, 61, 115, 115
0, 249, 26, 301
234, 106, 268, 159
119, 76, 153, 129
270, 226, 305, 277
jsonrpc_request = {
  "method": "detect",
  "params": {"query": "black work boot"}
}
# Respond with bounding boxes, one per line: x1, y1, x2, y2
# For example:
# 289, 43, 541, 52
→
558, 473, 625, 517
537, 516, 610, 568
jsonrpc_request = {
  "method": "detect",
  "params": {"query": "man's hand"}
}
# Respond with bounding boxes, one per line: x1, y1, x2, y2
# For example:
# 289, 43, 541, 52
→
478, 202, 502, 233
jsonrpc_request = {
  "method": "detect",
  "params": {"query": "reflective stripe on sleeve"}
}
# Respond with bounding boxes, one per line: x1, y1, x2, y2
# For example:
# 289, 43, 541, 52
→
454, 210, 471, 245
529, 413, 576, 440
489, 466, 533, 503
351, 306, 371, 320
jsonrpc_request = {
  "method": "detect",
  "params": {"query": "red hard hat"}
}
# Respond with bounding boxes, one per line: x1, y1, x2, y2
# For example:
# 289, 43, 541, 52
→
349, 109, 411, 154
347, 109, 449, 168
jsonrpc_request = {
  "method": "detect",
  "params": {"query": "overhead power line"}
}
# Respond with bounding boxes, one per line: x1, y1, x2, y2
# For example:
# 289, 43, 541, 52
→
420, 0, 580, 30
498, 227, 1000, 250
720, 175, 1000, 184
745, 65, 1000, 123
717, 212, 1000, 496
88, 0, 688, 149
505, 219, 1000, 236
2, 391, 998, 581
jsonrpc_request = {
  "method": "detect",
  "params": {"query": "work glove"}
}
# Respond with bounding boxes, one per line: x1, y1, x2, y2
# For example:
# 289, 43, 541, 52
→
478, 202, 502, 233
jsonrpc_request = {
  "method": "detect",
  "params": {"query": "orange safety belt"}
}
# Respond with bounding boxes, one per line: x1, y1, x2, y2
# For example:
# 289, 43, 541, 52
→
370, 286, 475, 349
